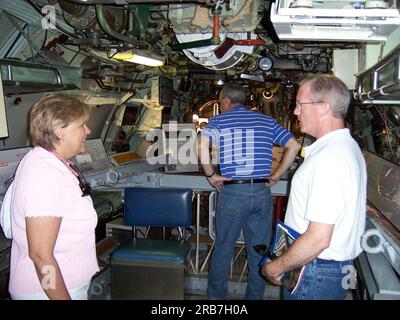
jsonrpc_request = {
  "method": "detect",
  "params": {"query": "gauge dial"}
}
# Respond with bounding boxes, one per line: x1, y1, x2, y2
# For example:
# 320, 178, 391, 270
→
259, 57, 273, 71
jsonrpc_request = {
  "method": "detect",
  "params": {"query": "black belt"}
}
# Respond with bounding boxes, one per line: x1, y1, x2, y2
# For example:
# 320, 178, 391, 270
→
224, 179, 269, 185
316, 258, 353, 265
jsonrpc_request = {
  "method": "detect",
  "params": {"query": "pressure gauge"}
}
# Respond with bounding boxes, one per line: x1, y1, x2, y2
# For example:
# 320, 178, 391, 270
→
259, 57, 273, 71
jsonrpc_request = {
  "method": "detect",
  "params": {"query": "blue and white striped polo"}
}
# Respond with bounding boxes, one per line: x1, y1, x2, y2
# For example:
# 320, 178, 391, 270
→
200, 105, 293, 179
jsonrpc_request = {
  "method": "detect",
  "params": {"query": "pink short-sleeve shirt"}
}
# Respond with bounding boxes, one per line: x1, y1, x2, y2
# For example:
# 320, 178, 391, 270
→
9, 147, 100, 296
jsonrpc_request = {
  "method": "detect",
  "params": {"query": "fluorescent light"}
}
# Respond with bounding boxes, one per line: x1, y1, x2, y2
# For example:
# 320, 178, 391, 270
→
113, 51, 164, 67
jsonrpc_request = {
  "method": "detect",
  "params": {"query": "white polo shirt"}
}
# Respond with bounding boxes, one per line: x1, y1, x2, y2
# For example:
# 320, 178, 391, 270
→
284, 128, 367, 260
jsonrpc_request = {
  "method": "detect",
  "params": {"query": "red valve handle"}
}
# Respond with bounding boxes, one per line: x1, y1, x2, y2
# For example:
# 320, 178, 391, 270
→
234, 39, 266, 46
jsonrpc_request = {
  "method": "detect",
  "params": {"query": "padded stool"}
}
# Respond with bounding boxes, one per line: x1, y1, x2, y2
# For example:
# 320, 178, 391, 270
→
110, 187, 192, 300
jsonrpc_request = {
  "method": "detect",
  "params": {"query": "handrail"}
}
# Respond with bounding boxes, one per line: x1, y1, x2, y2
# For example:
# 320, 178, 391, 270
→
355, 44, 400, 103
355, 83, 400, 102
0, 59, 63, 84
0, 59, 81, 94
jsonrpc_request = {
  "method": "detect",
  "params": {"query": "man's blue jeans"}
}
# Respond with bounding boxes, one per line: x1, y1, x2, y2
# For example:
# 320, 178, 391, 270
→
207, 183, 273, 300
284, 258, 354, 300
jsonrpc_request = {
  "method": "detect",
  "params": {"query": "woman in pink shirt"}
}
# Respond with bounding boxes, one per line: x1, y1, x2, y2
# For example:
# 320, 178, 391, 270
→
9, 95, 99, 299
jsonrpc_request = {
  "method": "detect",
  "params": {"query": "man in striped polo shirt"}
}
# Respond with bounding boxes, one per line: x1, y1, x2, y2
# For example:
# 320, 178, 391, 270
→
197, 83, 300, 299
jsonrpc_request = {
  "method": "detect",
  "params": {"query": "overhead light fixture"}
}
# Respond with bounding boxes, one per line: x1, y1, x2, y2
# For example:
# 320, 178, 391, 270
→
262, 89, 273, 100
192, 114, 199, 122
113, 50, 164, 67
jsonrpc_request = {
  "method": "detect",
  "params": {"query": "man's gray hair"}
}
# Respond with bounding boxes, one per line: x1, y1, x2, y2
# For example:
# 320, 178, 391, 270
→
301, 74, 350, 119
220, 83, 248, 105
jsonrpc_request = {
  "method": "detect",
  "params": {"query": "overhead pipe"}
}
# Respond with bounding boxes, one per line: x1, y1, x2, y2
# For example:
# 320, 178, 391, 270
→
211, 8, 220, 45
95, 5, 150, 50
87, 76, 138, 93
173, 7, 221, 50
114, 75, 149, 84
160, 65, 216, 76
183, 67, 216, 74
129, 4, 145, 41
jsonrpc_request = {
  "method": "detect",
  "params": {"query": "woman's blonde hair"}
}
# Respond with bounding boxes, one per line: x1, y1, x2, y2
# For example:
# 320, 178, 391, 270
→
29, 95, 91, 150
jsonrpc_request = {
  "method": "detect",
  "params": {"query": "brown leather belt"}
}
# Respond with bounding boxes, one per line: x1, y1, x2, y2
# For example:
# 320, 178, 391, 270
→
224, 179, 269, 185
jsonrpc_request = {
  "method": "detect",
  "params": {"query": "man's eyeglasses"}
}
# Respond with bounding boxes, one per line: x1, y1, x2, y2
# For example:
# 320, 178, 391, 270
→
295, 101, 322, 108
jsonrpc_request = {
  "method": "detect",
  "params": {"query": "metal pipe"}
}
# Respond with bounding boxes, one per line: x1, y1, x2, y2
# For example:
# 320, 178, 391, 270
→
184, 67, 215, 74
211, 9, 220, 45
128, 4, 134, 34
89, 76, 137, 92
129, 4, 145, 41
95, 5, 150, 50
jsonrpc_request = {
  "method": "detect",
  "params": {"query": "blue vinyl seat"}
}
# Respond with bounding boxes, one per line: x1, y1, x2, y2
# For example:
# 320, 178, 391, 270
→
110, 187, 193, 300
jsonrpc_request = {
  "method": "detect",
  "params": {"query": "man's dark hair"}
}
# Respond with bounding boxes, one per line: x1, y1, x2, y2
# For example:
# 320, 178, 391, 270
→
220, 84, 248, 105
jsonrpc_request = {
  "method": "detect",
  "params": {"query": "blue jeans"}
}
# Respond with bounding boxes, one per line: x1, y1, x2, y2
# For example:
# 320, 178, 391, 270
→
207, 183, 273, 300
284, 259, 354, 300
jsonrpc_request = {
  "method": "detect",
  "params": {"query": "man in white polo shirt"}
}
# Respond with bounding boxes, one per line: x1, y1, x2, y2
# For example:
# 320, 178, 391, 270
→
262, 74, 367, 300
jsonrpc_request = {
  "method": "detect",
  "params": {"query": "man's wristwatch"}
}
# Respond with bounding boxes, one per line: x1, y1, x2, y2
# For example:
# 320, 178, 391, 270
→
205, 171, 215, 178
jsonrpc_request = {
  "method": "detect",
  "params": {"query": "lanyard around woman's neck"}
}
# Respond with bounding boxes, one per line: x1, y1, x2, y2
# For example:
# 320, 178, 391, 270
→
48, 149, 91, 197
49, 150, 79, 177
